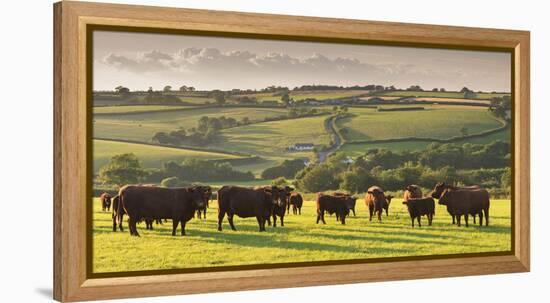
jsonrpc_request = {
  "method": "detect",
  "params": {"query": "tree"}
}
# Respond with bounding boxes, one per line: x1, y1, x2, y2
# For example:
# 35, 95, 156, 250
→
213, 90, 226, 105
440, 88, 446, 92
98, 153, 146, 186
460, 87, 470, 93
271, 177, 288, 186
114, 86, 130, 95
163, 85, 172, 92
464, 90, 477, 99
179, 85, 188, 92
432, 88, 439, 92
281, 93, 291, 107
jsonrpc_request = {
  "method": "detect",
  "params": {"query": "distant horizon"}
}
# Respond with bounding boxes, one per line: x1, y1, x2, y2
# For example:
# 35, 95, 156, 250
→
94, 31, 511, 92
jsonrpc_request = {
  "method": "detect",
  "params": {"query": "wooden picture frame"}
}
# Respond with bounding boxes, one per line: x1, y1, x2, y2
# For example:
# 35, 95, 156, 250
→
53, 1, 530, 301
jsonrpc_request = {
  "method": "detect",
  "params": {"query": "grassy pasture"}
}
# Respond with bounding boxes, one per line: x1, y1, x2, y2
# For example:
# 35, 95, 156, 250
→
93, 107, 288, 142
92, 197, 511, 273
255, 90, 369, 102
337, 106, 503, 142
93, 105, 192, 115
210, 115, 330, 158
93, 139, 243, 173
379, 91, 510, 100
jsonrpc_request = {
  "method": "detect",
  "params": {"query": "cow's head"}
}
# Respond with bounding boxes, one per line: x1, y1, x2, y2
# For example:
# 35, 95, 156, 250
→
263, 186, 281, 206
430, 182, 446, 199
438, 188, 454, 206
367, 188, 386, 204
186, 187, 206, 208
346, 196, 357, 209
404, 185, 417, 193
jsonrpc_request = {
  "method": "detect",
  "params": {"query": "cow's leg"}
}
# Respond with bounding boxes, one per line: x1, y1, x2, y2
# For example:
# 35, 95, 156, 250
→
272, 214, 277, 227
417, 216, 421, 227
118, 214, 124, 232
321, 211, 326, 224
280, 215, 285, 227
377, 210, 382, 222
452, 215, 456, 224
478, 212, 483, 226
172, 220, 179, 236
411, 217, 414, 228
256, 216, 264, 232
228, 214, 237, 231
484, 208, 489, 226
181, 220, 186, 236
316, 210, 321, 224
352, 208, 356, 217
217, 210, 225, 231
129, 217, 139, 237
456, 215, 461, 227
341, 214, 346, 225
299, 207, 301, 215
428, 213, 433, 226
112, 216, 117, 232
464, 214, 469, 227
204, 208, 207, 220
472, 214, 476, 225
369, 207, 373, 222
385, 208, 389, 217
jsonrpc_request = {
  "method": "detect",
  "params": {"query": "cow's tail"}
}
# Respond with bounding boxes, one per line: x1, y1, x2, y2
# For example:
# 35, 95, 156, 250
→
116, 191, 125, 227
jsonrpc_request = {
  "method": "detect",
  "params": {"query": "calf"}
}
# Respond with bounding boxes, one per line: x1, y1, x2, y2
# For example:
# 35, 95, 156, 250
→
111, 195, 125, 232
289, 192, 303, 215
402, 197, 435, 228
195, 186, 212, 219
316, 193, 350, 225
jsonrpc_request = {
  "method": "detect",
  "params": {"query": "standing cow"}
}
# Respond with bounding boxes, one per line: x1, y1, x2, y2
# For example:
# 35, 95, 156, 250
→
365, 186, 390, 222
431, 182, 483, 224
334, 192, 357, 217
316, 193, 350, 225
289, 192, 303, 215
271, 186, 293, 227
438, 187, 490, 227
402, 197, 435, 228
118, 185, 206, 236
100, 192, 112, 212
217, 186, 280, 232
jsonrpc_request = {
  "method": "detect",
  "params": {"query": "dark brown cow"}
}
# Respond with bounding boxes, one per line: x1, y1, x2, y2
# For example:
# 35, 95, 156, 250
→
100, 192, 112, 212
316, 193, 350, 225
195, 186, 212, 219
430, 182, 482, 224
402, 197, 435, 228
333, 192, 357, 217
217, 186, 280, 232
438, 187, 490, 227
118, 185, 206, 236
111, 195, 125, 232
403, 184, 423, 201
289, 192, 303, 215
365, 186, 390, 222
271, 186, 293, 227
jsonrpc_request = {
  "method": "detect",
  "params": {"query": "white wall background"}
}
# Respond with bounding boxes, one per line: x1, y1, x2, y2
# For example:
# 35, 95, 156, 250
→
0, 0, 547, 302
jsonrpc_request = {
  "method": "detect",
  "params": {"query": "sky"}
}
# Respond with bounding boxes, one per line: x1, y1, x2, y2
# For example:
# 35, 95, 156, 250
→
93, 30, 511, 92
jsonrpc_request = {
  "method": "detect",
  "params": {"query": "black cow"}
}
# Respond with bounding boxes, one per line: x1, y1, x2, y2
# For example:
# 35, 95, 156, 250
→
217, 186, 280, 232
316, 193, 350, 225
438, 187, 490, 227
289, 192, 303, 215
118, 185, 206, 236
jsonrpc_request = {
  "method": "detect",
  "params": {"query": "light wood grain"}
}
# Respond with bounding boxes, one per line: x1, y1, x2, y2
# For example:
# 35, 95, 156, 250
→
53, 1, 530, 301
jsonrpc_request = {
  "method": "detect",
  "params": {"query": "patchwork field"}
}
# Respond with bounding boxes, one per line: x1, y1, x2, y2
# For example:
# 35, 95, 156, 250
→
92, 198, 512, 273
337, 106, 504, 142
93, 107, 289, 142
379, 91, 510, 99
255, 90, 369, 102
93, 139, 243, 173
93, 105, 192, 115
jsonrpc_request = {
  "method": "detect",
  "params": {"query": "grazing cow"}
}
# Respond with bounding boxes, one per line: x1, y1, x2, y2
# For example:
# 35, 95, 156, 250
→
195, 186, 212, 219
364, 186, 389, 222
438, 187, 490, 227
403, 185, 423, 201
100, 193, 112, 212
430, 182, 482, 224
289, 192, 303, 215
111, 195, 125, 232
217, 186, 280, 232
118, 185, 206, 236
316, 193, 350, 225
402, 197, 435, 228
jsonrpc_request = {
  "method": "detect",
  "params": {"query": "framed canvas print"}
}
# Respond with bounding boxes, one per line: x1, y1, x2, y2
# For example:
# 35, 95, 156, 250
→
53, 1, 530, 302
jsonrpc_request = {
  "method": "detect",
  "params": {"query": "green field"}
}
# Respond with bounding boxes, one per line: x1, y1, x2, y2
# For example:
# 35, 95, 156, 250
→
379, 91, 510, 100
93, 105, 192, 115
92, 197, 511, 273
93, 139, 243, 173
337, 106, 504, 142
255, 90, 369, 102
93, 107, 288, 142
210, 115, 330, 158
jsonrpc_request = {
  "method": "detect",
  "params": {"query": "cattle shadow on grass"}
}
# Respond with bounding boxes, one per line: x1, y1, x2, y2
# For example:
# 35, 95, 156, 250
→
186, 228, 409, 255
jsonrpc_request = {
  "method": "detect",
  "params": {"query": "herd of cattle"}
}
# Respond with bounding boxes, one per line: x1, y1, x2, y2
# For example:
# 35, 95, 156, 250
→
98, 182, 491, 237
